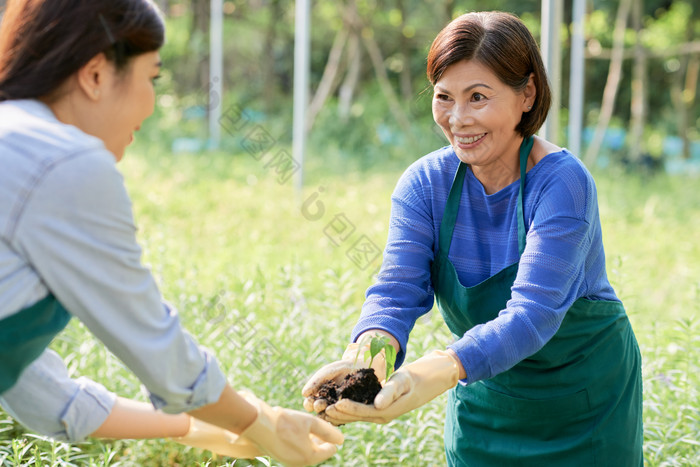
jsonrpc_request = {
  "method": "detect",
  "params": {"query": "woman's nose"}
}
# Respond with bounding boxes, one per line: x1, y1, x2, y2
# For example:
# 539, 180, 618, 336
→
448, 103, 473, 128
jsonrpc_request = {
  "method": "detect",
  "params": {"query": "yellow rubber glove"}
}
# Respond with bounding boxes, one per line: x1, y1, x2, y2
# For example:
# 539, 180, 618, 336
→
240, 393, 344, 467
301, 342, 387, 414
322, 350, 459, 425
174, 416, 263, 459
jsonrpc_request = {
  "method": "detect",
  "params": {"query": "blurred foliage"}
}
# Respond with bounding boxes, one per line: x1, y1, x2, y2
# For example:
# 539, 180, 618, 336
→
146, 0, 699, 171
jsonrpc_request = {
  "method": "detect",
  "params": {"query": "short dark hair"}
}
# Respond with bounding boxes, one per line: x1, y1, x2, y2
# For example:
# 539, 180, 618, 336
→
0, 0, 165, 101
426, 11, 551, 138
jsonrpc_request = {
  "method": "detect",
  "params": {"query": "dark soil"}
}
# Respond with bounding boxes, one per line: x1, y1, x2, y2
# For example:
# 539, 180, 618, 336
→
316, 368, 382, 406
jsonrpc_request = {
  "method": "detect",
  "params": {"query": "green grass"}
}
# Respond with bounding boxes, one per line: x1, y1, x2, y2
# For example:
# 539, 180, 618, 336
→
1, 142, 698, 466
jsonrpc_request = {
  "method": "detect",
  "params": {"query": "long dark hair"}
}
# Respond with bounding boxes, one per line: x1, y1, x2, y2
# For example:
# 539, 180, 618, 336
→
0, 0, 165, 102
427, 12, 551, 138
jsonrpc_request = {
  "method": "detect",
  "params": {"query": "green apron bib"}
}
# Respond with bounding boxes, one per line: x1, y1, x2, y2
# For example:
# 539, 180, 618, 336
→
0, 294, 71, 393
431, 137, 643, 466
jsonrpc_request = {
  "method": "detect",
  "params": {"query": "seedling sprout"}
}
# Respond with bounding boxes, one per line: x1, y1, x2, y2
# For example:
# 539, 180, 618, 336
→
354, 334, 398, 379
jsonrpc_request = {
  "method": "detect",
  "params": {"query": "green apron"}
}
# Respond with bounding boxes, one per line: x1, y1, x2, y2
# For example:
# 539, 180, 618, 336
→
0, 294, 71, 393
431, 137, 643, 466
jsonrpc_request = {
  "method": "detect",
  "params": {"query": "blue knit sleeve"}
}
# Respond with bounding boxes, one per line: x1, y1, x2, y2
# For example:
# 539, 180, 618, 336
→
350, 156, 441, 368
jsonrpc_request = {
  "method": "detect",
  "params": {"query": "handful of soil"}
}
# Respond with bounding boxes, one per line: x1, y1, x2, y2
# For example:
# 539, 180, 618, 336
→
315, 368, 383, 407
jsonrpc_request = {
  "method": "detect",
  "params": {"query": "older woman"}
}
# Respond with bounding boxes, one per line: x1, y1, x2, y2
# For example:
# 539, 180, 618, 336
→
303, 11, 642, 465
0, 1, 342, 465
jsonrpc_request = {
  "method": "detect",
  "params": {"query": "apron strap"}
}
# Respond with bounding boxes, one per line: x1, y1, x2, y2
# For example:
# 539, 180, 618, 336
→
517, 136, 534, 255
438, 162, 467, 253
438, 136, 534, 256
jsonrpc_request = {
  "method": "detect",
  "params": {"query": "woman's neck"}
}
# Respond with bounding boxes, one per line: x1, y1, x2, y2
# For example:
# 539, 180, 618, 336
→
470, 135, 561, 194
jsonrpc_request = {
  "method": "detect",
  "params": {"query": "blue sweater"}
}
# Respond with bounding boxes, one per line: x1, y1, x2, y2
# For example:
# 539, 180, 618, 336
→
351, 146, 619, 384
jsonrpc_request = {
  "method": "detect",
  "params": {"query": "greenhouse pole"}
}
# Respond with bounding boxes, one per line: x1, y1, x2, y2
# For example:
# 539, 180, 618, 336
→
293, 0, 311, 194
209, 0, 223, 149
541, 0, 562, 144
568, 0, 586, 156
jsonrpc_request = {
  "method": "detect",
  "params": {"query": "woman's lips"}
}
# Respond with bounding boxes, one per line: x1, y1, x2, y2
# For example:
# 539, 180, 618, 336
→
454, 132, 486, 148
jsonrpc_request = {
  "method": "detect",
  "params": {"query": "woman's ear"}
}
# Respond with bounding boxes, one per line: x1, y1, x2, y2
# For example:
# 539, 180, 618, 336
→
76, 53, 109, 101
523, 72, 536, 111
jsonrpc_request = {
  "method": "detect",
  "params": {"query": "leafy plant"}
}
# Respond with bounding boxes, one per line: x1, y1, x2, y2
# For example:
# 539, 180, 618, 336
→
355, 334, 398, 379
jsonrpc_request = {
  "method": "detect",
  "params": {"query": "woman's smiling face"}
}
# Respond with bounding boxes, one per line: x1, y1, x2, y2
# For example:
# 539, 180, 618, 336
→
101, 51, 162, 161
432, 59, 534, 182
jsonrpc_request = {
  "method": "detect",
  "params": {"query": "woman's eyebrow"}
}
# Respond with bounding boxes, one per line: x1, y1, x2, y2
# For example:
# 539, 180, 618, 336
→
434, 83, 493, 94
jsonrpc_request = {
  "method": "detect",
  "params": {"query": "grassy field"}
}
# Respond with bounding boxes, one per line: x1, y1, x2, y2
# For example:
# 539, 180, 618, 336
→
1, 141, 698, 466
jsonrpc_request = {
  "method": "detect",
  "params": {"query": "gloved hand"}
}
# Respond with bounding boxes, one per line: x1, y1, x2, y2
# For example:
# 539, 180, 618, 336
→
302, 341, 387, 414
240, 393, 344, 467
174, 416, 263, 459
322, 350, 459, 425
